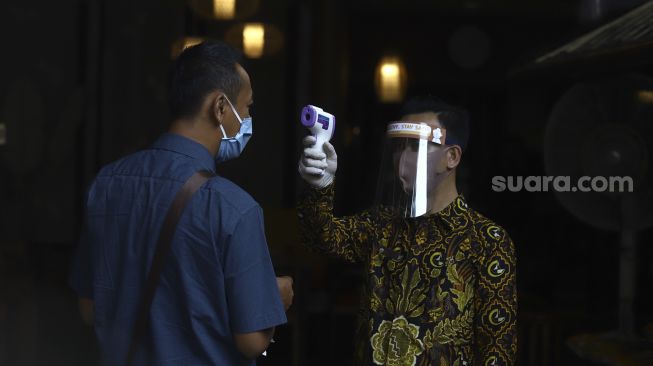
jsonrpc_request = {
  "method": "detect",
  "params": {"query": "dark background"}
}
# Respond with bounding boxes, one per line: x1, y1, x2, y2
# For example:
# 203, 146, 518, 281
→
1, 0, 652, 365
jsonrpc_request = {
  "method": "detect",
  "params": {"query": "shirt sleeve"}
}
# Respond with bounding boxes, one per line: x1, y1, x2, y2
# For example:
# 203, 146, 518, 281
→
297, 183, 376, 264
474, 225, 518, 365
69, 219, 94, 299
223, 205, 287, 334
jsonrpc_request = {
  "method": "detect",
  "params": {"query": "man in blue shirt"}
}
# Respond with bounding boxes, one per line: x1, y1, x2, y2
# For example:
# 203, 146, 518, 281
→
70, 41, 291, 365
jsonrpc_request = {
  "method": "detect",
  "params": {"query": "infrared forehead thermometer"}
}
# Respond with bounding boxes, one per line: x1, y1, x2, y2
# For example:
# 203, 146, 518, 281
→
301, 105, 335, 157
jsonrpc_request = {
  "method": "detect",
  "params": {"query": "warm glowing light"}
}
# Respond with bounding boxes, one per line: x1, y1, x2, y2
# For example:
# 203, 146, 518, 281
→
377, 57, 406, 103
171, 37, 206, 59
243, 23, 265, 58
182, 37, 205, 50
381, 64, 399, 78
636, 90, 653, 104
213, 0, 236, 19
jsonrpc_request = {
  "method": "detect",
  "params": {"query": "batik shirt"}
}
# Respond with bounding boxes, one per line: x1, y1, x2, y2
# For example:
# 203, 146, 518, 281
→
298, 185, 517, 366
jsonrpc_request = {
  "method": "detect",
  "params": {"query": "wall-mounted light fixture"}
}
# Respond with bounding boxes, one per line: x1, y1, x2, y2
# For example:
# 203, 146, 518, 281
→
375, 56, 407, 103
242, 23, 265, 58
188, 0, 259, 21
225, 23, 283, 59
213, 0, 235, 19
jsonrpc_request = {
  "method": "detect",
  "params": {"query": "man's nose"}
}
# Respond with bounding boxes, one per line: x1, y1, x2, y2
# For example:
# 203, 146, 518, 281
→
398, 149, 414, 177
398, 150, 407, 176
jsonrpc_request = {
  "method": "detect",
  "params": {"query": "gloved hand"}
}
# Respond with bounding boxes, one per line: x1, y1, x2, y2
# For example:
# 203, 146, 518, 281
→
298, 135, 337, 188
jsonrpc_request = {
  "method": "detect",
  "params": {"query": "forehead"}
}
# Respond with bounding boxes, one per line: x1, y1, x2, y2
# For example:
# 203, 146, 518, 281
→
235, 63, 253, 100
400, 112, 442, 129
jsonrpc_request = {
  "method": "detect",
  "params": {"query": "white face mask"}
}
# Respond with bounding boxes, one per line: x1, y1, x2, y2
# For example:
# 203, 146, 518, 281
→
216, 96, 253, 163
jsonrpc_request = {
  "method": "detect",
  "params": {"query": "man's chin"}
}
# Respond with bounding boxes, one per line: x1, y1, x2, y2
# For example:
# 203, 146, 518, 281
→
400, 183, 414, 194
398, 175, 416, 193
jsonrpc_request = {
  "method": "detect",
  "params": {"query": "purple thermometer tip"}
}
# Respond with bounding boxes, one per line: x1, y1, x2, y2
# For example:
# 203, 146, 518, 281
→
301, 105, 317, 127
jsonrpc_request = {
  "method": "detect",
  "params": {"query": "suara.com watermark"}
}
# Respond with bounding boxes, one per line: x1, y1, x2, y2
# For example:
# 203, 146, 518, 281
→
491, 176, 634, 193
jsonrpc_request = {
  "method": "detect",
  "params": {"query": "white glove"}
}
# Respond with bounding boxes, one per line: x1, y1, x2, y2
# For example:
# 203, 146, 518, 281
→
298, 135, 337, 188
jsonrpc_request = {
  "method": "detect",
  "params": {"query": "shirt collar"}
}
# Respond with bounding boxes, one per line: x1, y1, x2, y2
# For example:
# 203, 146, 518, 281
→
151, 133, 216, 173
433, 195, 469, 231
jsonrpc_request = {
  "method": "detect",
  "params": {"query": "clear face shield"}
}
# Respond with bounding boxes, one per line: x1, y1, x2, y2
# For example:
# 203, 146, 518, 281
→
374, 122, 450, 218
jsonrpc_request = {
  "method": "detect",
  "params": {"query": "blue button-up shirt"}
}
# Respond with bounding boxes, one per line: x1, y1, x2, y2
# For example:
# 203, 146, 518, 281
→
70, 133, 286, 365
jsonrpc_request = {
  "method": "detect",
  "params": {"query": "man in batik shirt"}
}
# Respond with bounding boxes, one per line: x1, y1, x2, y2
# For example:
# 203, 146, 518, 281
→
297, 96, 517, 365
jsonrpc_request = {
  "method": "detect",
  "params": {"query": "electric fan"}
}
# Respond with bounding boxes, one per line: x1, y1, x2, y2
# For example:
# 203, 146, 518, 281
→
544, 74, 653, 339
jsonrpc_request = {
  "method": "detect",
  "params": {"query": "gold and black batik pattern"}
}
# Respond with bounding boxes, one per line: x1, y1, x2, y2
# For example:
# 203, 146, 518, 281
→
298, 184, 517, 366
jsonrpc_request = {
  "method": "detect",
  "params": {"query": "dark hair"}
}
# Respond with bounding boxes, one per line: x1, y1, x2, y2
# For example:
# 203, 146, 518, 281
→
399, 95, 470, 151
169, 40, 243, 119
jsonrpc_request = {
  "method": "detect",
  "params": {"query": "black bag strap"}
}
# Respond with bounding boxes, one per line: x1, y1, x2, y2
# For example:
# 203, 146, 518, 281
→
125, 170, 214, 366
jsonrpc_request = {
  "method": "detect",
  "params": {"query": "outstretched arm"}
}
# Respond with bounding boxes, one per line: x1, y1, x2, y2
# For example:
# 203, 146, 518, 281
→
297, 136, 376, 263
298, 184, 376, 263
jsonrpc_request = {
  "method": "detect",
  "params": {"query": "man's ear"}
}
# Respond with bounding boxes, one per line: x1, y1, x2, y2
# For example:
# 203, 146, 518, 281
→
446, 145, 462, 169
210, 92, 228, 127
